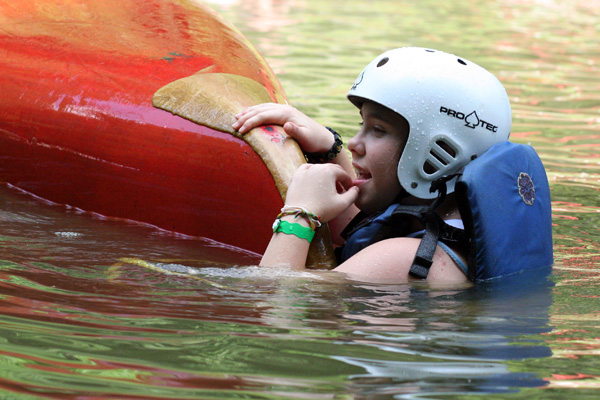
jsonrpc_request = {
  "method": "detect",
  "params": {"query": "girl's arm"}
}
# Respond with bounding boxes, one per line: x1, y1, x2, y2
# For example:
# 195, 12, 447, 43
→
260, 163, 359, 269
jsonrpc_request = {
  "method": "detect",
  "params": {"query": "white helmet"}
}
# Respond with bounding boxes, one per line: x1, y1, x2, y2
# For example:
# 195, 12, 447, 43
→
348, 47, 512, 199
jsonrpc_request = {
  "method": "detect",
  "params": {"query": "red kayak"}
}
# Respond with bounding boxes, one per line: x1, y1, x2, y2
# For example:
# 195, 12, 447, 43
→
0, 0, 334, 265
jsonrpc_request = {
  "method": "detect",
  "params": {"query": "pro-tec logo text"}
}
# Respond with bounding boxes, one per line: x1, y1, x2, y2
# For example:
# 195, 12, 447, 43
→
439, 106, 498, 132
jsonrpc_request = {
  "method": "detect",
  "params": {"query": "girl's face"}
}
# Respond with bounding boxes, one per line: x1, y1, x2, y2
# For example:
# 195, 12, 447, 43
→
348, 101, 409, 214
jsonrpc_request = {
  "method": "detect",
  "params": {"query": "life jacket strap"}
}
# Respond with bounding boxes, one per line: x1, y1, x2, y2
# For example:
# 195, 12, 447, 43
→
409, 211, 441, 279
407, 174, 461, 279
388, 201, 466, 280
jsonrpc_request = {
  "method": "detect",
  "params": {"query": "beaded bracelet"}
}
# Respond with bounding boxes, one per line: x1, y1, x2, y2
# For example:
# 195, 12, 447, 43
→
305, 127, 343, 163
272, 219, 315, 242
277, 205, 322, 231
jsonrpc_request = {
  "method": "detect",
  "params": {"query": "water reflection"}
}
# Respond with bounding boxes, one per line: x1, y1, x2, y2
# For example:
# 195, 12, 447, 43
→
0, 264, 554, 397
243, 268, 555, 396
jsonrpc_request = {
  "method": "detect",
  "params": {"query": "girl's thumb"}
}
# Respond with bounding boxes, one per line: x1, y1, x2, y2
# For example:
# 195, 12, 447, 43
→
283, 122, 299, 137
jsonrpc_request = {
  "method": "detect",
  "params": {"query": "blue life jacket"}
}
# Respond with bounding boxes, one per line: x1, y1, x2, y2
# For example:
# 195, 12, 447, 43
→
337, 141, 554, 282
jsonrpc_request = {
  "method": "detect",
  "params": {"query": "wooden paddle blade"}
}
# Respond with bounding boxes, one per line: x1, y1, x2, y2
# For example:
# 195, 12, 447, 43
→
152, 73, 337, 269
153, 72, 278, 135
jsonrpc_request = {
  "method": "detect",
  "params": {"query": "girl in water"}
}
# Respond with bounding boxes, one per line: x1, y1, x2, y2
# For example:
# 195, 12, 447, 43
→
233, 47, 512, 284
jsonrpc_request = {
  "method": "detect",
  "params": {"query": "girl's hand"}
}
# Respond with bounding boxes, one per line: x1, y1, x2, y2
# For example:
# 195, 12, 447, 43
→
284, 164, 359, 223
233, 103, 334, 154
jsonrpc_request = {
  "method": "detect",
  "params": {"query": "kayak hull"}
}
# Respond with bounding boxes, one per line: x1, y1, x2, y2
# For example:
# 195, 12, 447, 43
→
0, 0, 286, 254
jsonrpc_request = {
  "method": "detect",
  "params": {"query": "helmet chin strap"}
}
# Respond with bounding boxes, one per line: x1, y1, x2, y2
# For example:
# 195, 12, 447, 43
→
429, 173, 461, 210
429, 176, 449, 210
396, 172, 458, 209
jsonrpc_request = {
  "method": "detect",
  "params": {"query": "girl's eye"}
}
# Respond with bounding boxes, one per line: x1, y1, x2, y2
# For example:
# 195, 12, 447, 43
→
372, 125, 386, 135
359, 120, 386, 136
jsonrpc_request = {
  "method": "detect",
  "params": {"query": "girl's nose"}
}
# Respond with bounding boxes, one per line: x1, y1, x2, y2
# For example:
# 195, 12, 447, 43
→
347, 134, 365, 156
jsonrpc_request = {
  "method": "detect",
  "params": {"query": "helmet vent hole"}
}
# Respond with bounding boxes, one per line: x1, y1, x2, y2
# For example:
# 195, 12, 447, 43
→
423, 161, 438, 175
423, 140, 458, 176
457, 58, 467, 66
436, 140, 456, 158
429, 151, 448, 167
377, 57, 389, 68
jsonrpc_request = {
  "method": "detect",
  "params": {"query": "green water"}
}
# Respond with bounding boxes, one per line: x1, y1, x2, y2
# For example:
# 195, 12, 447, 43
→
0, 0, 599, 398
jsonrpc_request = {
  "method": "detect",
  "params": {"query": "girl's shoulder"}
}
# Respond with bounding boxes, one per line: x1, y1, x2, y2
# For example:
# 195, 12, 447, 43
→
333, 236, 468, 284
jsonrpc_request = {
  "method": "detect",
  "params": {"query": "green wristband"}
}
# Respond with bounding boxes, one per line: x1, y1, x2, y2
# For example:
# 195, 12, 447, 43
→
272, 219, 315, 242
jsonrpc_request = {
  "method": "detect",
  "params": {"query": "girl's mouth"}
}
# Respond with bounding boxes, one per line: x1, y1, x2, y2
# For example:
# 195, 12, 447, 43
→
353, 169, 371, 186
